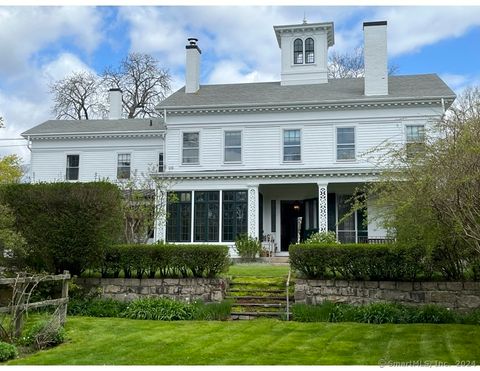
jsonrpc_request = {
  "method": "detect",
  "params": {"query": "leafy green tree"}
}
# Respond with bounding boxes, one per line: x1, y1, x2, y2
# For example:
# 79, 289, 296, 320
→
0, 155, 22, 184
361, 87, 480, 279
0, 203, 27, 273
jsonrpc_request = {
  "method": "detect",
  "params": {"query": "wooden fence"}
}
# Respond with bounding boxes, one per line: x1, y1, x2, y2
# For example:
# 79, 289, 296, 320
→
0, 271, 70, 337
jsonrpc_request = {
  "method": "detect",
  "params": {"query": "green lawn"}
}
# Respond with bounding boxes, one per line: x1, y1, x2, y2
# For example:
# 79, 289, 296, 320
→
227, 263, 290, 277
10, 316, 480, 365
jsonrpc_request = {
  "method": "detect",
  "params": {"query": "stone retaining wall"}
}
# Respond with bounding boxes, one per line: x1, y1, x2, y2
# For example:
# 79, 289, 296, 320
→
76, 277, 228, 303
294, 280, 480, 311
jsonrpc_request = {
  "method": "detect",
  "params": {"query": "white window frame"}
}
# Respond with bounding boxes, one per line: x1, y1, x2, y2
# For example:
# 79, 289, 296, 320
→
291, 37, 317, 66
223, 130, 242, 164
335, 125, 356, 162
158, 151, 165, 172
65, 153, 80, 181
116, 152, 132, 180
282, 128, 302, 163
181, 131, 200, 165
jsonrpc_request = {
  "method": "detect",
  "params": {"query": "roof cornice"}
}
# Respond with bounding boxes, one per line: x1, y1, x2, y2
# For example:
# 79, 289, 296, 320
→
152, 167, 380, 181
161, 96, 455, 116
23, 131, 165, 140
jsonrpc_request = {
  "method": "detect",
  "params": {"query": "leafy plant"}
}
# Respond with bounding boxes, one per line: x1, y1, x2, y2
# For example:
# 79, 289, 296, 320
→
18, 320, 65, 350
304, 231, 339, 245
121, 298, 197, 321
235, 234, 262, 261
68, 298, 128, 318
193, 300, 232, 321
0, 341, 17, 362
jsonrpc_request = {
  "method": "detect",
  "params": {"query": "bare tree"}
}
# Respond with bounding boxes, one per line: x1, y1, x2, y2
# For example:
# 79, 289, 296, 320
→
328, 47, 399, 79
50, 71, 106, 120
103, 53, 171, 119
0, 116, 4, 128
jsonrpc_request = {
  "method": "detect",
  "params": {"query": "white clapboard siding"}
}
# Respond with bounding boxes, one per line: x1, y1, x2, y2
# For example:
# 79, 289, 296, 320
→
30, 136, 163, 183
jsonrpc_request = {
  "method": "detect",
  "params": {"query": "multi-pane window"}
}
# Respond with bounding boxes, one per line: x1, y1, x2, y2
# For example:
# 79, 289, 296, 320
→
222, 191, 248, 241
66, 155, 79, 181
283, 129, 301, 162
336, 127, 355, 160
305, 38, 315, 64
194, 191, 219, 242
117, 153, 131, 179
166, 192, 192, 242
182, 132, 199, 164
158, 153, 164, 172
337, 194, 356, 243
294, 38, 303, 64
224, 131, 242, 162
406, 125, 425, 157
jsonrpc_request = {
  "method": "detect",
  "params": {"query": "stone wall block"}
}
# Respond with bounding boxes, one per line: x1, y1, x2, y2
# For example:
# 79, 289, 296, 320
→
364, 281, 379, 289
335, 280, 348, 287
396, 282, 413, 291
379, 281, 396, 290
446, 282, 463, 291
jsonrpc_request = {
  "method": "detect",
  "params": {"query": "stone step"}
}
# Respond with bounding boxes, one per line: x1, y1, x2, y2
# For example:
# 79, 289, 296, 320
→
231, 311, 284, 319
226, 295, 292, 301
228, 288, 286, 293
233, 302, 285, 308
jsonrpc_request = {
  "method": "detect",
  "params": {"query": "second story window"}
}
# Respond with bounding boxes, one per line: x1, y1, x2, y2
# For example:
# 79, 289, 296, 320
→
224, 130, 242, 162
66, 154, 79, 181
294, 38, 303, 64
283, 129, 301, 162
182, 132, 199, 164
117, 153, 131, 179
406, 125, 425, 157
337, 127, 355, 161
305, 38, 315, 64
159, 153, 164, 172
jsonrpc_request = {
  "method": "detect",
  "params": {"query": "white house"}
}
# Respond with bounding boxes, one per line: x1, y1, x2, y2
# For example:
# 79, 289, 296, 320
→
23, 20, 456, 255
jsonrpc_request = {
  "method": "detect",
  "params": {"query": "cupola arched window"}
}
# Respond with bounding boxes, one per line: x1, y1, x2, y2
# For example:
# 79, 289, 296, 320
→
305, 38, 314, 64
293, 38, 303, 64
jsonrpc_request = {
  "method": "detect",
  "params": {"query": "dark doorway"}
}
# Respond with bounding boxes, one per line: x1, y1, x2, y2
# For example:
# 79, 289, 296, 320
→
280, 200, 304, 251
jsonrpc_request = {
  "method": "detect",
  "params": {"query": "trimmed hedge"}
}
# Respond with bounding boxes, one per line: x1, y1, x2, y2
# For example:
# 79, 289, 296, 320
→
289, 243, 427, 280
0, 182, 123, 275
98, 243, 230, 278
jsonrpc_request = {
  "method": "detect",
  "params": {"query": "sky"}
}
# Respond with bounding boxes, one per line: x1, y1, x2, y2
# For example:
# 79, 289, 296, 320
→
1, 5, 480, 161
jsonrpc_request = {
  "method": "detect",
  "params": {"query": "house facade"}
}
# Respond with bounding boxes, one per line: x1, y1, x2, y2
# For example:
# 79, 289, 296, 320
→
23, 20, 456, 255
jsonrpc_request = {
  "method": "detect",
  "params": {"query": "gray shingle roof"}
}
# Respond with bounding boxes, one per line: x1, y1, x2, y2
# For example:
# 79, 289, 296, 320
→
158, 74, 455, 110
22, 118, 165, 137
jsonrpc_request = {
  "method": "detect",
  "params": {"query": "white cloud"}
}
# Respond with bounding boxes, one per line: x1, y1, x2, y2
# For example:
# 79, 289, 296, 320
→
371, 7, 480, 56
208, 60, 277, 84
0, 7, 103, 75
120, 6, 360, 85
440, 73, 480, 95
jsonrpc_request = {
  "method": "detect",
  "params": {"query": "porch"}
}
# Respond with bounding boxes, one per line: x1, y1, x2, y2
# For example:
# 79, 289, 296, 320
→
159, 178, 389, 256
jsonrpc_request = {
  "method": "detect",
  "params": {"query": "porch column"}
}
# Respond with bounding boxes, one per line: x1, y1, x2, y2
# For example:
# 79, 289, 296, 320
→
155, 188, 168, 242
247, 184, 259, 239
317, 183, 328, 233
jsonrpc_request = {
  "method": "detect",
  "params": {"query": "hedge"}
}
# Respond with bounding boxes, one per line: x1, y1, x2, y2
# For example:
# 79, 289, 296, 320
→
0, 182, 123, 275
97, 243, 230, 278
289, 243, 428, 281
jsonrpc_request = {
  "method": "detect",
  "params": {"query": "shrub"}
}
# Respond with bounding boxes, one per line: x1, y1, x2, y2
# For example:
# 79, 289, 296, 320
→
68, 298, 128, 317
290, 243, 428, 280
121, 297, 196, 320
304, 231, 339, 245
292, 302, 463, 325
235, 234, 262, 260
0, 342, 17, 362
193, 300, 232, 321
0, 182, 123, 275
98, 243, 229, 278
19, 320, 65, 350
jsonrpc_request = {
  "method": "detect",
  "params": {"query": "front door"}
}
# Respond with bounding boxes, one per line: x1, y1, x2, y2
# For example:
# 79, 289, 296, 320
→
280, 200, 304, 251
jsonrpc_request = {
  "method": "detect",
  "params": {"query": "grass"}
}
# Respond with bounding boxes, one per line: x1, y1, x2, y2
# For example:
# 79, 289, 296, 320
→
226, 263, 290, 277
9, 316, 480, 365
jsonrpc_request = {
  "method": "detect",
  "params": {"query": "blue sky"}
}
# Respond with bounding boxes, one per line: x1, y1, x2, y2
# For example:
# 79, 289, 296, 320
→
1, 6, 480, 159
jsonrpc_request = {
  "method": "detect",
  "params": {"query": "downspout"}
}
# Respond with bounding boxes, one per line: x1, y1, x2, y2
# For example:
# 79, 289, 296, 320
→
441, 98, 446, 114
